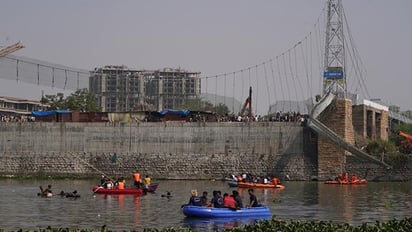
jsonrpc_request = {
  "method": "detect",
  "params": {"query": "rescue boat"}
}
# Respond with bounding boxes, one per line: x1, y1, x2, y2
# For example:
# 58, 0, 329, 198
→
182, 205, 272, 218
237, 182, 285, 189
324, 179, 367, 185
92, 183, 158, 194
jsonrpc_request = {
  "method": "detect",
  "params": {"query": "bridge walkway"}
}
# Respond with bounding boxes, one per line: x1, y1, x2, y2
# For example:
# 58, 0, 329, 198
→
307, 92, 391, 169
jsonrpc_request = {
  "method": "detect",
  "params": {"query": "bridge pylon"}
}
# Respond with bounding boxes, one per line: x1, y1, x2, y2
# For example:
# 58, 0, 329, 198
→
323, 0, 346, 97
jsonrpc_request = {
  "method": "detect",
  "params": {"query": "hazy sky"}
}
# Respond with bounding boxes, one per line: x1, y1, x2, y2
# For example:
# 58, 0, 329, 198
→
0, 0, 411, 113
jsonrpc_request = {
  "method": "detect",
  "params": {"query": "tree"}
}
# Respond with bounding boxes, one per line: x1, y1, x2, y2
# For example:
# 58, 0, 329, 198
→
177, 98, 230, 115
366, 139, 395, 161
40, 89, 101, 112
65, 89, 101, 112
214, 103, 230, 116
40, 93, 66, 110
177, 98, 214, 111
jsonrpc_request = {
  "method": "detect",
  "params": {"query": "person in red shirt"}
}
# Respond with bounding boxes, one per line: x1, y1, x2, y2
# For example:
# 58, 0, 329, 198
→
223, 193, 236, 209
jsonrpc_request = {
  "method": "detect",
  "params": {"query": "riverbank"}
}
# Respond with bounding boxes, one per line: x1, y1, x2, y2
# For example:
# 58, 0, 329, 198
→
0, 122, 410, 181
6, 218, 411, 231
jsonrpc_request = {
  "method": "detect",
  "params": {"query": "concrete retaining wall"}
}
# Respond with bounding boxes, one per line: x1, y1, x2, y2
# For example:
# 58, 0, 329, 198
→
0, 122, 317, 180
1, 122, 407, 181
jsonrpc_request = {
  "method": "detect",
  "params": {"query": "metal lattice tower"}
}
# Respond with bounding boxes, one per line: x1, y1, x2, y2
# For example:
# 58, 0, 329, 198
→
323, 0, 346, 97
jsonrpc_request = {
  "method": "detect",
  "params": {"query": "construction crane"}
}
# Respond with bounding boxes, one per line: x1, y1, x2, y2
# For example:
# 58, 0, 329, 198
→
239, 86, 254, 121
0, 41, 25, 57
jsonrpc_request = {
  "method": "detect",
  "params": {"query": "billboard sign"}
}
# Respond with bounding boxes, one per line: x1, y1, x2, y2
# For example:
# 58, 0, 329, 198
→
323, 70, 344, 79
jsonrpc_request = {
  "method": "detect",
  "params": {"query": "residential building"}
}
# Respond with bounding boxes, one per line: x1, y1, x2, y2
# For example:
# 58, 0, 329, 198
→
89, 65, 201, 112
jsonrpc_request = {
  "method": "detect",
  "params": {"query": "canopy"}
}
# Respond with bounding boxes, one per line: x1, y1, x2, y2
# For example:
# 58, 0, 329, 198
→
159, 109, 190, 116
31, 110, 71, 117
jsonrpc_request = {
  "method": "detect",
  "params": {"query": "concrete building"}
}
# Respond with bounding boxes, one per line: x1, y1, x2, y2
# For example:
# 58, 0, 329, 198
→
89, 66, 201, 112
352, 99, 389, 141
0, 96, 48, 121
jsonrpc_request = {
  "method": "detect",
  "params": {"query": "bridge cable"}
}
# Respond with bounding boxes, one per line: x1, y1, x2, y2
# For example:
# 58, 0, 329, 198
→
282, 53, 292, 112
263, 62, 271, 115
269, 59, 277, 114
255, 65, 258, 117
224, 73, 227, 108
275, 56, 285, 112
232, 72, 235, 114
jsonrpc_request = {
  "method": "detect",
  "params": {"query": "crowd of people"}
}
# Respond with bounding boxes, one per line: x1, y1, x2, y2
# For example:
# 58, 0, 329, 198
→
334, 172, 360, 183
218, 111, 306, 124
235, 173, 281, 186
0, 114, 35, 122
185, 188, 260, 209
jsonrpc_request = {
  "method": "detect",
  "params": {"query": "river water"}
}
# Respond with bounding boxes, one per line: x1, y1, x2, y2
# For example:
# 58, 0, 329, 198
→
0, 179, 410, 231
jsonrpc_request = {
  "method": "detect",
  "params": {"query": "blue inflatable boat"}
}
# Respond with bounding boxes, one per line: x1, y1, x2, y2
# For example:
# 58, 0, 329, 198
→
182, 205, 272, 218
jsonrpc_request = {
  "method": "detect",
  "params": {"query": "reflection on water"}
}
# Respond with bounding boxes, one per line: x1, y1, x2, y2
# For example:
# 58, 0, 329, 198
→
183, 215, 272, 231
0, 179, 410, 231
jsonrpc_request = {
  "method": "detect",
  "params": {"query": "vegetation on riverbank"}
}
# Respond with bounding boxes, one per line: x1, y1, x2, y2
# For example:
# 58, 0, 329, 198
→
6, 218, 411, 232
0, 172, 96, 180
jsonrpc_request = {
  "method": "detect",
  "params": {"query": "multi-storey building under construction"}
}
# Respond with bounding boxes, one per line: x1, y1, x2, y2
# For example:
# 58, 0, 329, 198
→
89, 65, 201, 112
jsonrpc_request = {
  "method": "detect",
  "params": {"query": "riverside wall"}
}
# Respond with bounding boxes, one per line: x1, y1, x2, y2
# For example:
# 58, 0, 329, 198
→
0, 122, 317, 180
0, 121, 409, 181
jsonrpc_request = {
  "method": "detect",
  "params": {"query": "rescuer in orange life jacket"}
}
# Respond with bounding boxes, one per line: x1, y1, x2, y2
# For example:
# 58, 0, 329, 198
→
133, 171, 142, 188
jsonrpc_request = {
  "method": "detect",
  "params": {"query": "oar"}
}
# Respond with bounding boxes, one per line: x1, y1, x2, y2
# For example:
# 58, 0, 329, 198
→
93, 185, 104, 193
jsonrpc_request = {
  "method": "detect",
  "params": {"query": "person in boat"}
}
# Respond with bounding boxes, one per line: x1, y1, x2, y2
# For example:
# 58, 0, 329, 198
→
188, 189, 202, 206
200, 191, 209, 206
223, 192, 238, 210
209, 190, 224, 208
247, 188, 260, 207
232, 190, 243, 209
133, 170, 143, 188
351, 174, 359, 183
117, 177, 125, 190
144, 175, 151, 188
104, 178, 114, 189
271, 177, 279, 186
100, 175, 106, 186
335, 173, 343, 182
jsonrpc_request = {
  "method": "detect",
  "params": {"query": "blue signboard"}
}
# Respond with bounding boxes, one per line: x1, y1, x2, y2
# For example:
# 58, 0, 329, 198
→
323, 70, 344, 79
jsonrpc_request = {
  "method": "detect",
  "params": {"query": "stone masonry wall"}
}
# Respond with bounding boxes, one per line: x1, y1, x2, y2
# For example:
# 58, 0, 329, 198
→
317, 99, 355, 180
0, 122, 317, 180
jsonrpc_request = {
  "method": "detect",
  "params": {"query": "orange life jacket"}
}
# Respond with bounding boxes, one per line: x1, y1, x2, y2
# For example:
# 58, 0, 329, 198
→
133, 173, 142, 182
118, 181, 125, 190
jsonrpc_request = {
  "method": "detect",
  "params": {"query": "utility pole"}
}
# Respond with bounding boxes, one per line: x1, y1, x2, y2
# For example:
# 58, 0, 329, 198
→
323, 0, 346, 97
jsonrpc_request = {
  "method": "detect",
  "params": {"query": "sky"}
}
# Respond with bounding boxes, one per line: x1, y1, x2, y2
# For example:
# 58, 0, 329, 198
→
0, 0, 411, 114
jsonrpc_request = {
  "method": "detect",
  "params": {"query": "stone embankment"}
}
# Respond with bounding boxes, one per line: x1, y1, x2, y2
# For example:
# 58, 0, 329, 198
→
0, 122, 409, 180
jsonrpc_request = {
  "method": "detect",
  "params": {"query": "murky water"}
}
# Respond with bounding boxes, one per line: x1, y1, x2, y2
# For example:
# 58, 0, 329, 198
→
0, 179, 410, 231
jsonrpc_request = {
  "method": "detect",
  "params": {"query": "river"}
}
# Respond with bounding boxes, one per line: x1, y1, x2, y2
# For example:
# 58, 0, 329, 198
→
0, 179, 410, 231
